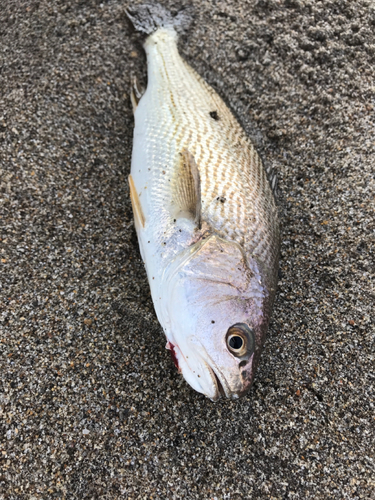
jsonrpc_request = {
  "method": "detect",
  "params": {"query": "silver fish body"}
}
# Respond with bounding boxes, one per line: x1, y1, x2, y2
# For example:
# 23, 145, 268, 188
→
128, 6, 280, 400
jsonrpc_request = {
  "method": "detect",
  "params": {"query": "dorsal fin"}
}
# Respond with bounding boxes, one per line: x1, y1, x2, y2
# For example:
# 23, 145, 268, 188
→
130, 75, 145, 113
173, 149, 202, 229
264, 163, 278, 198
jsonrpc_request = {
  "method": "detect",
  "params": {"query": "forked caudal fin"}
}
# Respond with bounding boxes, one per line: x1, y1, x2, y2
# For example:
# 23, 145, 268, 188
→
126, 3, 193, 36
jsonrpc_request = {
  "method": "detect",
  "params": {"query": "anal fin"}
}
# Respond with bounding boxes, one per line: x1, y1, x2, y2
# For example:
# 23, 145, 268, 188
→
128, 174, 145, 229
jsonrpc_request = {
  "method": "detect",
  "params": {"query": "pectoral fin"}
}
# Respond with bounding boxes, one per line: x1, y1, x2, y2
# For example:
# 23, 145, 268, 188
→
128, 174, 145, 229
173, 149, 202, 229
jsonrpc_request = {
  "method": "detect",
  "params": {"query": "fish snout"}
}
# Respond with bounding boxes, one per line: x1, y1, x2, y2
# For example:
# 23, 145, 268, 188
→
186, 335, 256, 400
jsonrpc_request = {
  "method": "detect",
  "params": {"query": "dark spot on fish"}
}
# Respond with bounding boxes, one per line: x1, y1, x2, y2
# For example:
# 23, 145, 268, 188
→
209, 110, 219, 120
211, 320, 215, 324
169, 343, 179, 370
173, 219, 176, 222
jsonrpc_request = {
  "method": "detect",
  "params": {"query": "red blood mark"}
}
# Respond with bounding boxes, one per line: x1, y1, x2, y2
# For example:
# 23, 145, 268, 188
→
166, 342, 179, 370
170, 344, 179, 370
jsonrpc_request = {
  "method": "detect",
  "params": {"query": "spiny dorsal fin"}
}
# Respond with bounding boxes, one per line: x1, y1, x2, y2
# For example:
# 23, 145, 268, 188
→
265, 163, 278, 198
173, 149, 202, 229
130, 75, 145, 113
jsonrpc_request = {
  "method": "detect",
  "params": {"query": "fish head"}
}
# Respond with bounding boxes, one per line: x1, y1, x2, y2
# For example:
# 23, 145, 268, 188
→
161, 234, 272, 401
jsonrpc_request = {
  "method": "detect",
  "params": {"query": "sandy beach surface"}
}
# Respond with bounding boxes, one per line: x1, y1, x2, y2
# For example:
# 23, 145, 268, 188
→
1, 0, 374, 498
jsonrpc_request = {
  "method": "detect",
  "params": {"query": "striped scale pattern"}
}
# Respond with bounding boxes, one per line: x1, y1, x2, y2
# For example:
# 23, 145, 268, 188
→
138, 29, 279, 284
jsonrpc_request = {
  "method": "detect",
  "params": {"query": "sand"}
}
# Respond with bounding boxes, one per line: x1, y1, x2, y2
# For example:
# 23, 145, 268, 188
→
1, 0, 374, 498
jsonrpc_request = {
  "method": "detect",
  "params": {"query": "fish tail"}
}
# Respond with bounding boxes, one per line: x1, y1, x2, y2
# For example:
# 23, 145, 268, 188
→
126, 3, 193, 36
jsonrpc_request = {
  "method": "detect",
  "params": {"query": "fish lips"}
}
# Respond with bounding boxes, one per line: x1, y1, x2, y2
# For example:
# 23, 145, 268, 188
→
168, 336, 254, 401
167, 340, 222, 400
205, 350, 256, 400
187, 333, 257, 400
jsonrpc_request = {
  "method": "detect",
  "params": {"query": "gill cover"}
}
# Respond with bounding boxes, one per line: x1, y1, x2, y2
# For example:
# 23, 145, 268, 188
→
161, 234, 267, 318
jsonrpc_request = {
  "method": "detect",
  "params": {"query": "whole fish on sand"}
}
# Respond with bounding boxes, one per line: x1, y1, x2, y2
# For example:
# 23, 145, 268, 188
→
127, 4, 280, 400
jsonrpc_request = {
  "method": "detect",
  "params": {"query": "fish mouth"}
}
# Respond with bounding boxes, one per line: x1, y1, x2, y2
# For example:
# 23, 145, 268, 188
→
167, 339, 230, 400
192, 340, 234, 400
199, 340, 256, 400
167, 337, 246, 400
207, 365, 226, 400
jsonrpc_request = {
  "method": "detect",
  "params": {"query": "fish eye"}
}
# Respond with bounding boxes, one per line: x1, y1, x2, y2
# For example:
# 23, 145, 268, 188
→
226, 323, 255, 358
229, 336, 243, 350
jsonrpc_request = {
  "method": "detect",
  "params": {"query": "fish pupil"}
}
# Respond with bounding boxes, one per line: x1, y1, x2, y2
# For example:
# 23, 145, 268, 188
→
229, 336, 243, 350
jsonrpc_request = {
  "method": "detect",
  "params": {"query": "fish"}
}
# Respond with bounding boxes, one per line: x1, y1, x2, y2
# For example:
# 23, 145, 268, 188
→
126, 4, 280, 400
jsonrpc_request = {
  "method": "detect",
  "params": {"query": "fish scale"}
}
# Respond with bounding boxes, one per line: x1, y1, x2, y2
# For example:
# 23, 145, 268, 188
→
128, 4, 280, 400
142, 30, 277, 266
